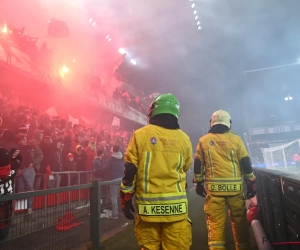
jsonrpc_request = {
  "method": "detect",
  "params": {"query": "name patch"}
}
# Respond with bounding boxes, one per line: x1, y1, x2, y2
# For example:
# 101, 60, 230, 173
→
138, 202, 187, 216
208, 184, 241, 192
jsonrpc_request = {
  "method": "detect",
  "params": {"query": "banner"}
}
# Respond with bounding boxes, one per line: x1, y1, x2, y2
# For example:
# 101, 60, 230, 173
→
81, 116, 91, 125
95, 93, 147, 125
68, 114, 79, 125
249, 124, 300, 135
112, 116, 120, 127
45, 106, 58, 117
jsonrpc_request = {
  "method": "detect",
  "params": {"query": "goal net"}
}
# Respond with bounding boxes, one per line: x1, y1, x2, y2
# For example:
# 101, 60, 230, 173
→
260, 139, 300, 170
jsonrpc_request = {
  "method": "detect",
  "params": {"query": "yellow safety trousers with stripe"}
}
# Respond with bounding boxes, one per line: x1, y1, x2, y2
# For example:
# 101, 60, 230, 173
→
121, 124, 193, 223
195, 131, 252, 250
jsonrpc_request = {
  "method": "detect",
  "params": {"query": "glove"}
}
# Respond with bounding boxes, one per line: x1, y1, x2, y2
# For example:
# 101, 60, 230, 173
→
120, 191, 135, 220
195, 181, 207, 197
245, 178, 256, 199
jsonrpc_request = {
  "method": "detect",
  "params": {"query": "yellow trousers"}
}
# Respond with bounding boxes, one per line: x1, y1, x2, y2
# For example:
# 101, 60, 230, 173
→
204, 193, 251, 250
135, 216, 192, 250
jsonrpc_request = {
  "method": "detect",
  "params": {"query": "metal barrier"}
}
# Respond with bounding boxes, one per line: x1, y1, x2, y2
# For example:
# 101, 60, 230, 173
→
0, 180, 129, 250
253, 167, 300, 250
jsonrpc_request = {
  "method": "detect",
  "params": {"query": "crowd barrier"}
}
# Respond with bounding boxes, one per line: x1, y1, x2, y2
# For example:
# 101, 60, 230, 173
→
14, 171, 92, 214
1, 179, 128, 250
253, 167, 300, 250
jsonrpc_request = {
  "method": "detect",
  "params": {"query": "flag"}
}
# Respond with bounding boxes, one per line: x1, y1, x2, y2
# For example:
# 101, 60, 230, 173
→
45, 106, 58, 117
111, 116, 120, 127
47, 18, 69, 37
81, 116, 91, 124
68, 114, 79, 125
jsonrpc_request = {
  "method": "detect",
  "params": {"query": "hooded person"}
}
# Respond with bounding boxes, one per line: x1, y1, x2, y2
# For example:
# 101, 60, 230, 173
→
193, 110, 256, 250
119, 93, 193, 249
0, 147, 22, 242
85, 137, 97, 172
61, 153, 77, 186
73, 145, 87, 184
28, 130, 44, 190
104, 145, 124, 219
0, 130, 17, 151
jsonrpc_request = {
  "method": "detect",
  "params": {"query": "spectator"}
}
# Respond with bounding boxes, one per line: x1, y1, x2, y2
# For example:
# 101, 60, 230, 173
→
62, 153, 77, 186
28, 130, 44, 190
85, 137, 96, 181
78, 130, 88, 147
62, 136, 72, 162
104, 145, 124, 219
39, 135, 53, 175
73, 145, 87, 184
0, 129, 17, 150
92, 149, 104, 180
48, 139, 63, 188
0, 148, 22, 243
15, 134, 35, 216
99, 140, 110, 164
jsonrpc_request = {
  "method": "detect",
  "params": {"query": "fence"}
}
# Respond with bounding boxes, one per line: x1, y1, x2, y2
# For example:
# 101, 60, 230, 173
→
253, 167, 300, 250
0, 180, 129, 250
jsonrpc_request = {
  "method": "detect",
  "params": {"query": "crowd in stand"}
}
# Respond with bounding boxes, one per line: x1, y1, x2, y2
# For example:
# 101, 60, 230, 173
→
113, 87, 147, 113
249, 143, 267, 164
0, 92, 134, 215
0, 24, 148, 114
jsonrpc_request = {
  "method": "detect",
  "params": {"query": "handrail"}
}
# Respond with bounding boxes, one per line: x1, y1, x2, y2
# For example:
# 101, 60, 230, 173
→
1, 179, 122, 202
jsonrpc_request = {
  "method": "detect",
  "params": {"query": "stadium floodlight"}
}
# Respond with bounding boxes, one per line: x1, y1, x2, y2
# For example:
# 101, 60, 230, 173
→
198, 26, 202, 30
194, 10, 197, 15
1, 25, 7, 33
118, 48, 126, 55
285, 97, 288, 101
62, 65, 69, 73
93, 22, 96, 26
195, 15, 198, 20
197, 21, 201, 25
191, 3, 195, 8
130, 59, 137, 65
289, 96, 293, 100
89, 18, 93, 23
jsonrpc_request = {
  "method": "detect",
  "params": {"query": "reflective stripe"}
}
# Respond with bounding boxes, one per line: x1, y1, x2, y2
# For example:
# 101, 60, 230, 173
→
194, 174, 203, 182
176, 154, 183, 192
230, 150, 237, 177
120, 183, 135, 192
209, 243, 225, 247
143, 151, 152, 194
244, 172, 254, 179
136, 195, 187, 202
208, 241, 226, 248
208, 178, 242, 183
208, 149, 213, 177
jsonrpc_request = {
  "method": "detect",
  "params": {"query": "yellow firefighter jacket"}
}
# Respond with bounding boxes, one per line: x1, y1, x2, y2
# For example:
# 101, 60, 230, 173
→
121, 124, 193, 222
194, 131, 250, 196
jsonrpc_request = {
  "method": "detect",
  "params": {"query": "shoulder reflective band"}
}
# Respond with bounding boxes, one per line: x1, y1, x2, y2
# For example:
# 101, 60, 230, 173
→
208, 184, 241, 192
138, 202, 187, 216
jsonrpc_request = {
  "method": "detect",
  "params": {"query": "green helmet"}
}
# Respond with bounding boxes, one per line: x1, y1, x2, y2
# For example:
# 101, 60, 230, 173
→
148, 93, 180, 119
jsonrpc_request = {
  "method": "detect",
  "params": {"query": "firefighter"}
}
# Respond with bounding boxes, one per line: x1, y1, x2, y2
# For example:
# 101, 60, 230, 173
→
194, 110, 256, 250
120, 93, 193, 250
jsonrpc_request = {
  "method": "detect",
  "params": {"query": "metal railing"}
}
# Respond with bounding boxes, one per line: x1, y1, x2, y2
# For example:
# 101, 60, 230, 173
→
0, 180, 129, 250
